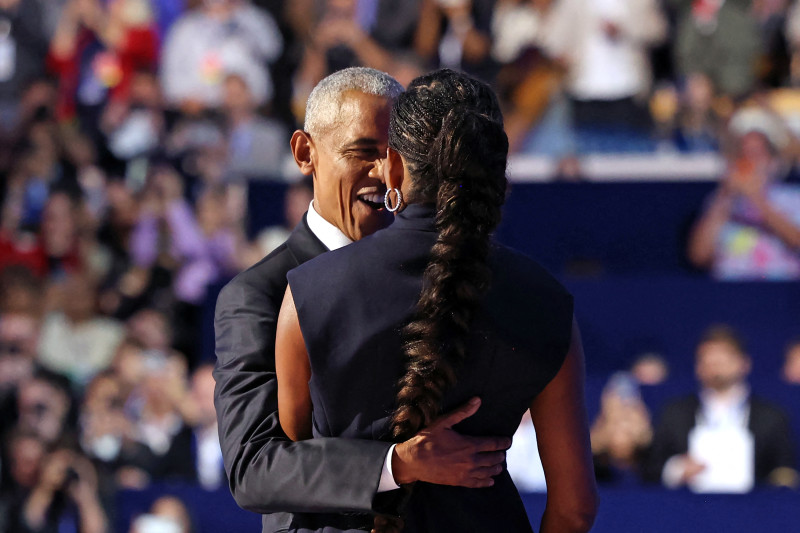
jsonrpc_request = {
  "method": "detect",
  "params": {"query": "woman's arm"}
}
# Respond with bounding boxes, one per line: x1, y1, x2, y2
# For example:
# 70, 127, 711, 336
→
530, 316, 598, 533
275, 286, 313, 441
687, 188, 733, 268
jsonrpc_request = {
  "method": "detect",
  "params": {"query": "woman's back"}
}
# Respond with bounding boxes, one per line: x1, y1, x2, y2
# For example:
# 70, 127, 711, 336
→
287, 204, 573, 532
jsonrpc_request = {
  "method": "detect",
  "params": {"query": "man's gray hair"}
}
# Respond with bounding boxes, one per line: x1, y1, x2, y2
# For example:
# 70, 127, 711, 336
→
304, 67, 404, 136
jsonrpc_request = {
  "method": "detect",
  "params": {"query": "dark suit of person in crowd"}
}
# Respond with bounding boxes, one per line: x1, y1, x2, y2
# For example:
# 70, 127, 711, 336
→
214, 67, 512, 533
645, 325, 797, 489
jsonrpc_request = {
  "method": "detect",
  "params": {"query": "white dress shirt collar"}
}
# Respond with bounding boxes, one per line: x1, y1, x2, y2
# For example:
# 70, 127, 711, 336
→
698, 383, 750, 428
305, 200, 352, 251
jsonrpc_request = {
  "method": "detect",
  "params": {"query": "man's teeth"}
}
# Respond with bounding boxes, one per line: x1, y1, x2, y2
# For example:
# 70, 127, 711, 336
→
359, 193, 384, 204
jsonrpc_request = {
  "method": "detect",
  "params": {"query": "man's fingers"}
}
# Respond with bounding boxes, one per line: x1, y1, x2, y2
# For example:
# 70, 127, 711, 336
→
430, 397, 481, 429
473, 451, 506, 468
470, 464, 504, 479
461, 476, 496, 488
465, 435, 512, 453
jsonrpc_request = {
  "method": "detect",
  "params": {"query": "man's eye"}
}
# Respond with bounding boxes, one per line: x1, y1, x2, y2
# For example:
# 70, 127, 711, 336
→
348, 149, 379, 158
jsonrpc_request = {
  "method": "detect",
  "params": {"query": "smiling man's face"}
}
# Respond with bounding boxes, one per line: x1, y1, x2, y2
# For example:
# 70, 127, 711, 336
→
308, 90, 394, 241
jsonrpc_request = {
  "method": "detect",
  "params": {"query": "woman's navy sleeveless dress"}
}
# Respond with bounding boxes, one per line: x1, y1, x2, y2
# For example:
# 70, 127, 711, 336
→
287, 203, 573, 532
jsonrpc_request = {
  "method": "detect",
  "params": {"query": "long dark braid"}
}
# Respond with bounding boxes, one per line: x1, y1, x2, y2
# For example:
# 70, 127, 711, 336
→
388, 70, 509, 441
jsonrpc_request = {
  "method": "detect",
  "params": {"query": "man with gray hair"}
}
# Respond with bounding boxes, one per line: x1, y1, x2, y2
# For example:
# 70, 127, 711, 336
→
214, 67, 511, 532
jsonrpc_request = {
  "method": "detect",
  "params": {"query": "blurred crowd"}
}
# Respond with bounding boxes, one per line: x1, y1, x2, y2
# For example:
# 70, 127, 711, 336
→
1, 0, 800, 530
509, 325, 800, 493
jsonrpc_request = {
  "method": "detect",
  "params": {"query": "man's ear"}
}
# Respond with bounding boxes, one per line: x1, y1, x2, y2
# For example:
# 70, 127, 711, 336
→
291, 130, 316, 176
385, 147, 404, 191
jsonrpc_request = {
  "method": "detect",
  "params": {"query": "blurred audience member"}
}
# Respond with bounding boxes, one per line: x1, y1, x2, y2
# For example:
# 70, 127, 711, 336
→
109, 338, 147, 396
646, 325, 798, 492
0, 189, 83, 280
672, 0, 761, 98
672, 73, 724, 152
38, 272, 124, 386
292, 0, 417, 116
491, 0, 568, 152
48, 0, 159, 136
752, 0, 792, 88
18, 447, 108, 533
222, 73, 289, 180
0, 312, 40, 428
0, 430, 48, 531
124, 309, 172, 354
16, 369, 74, 446
101, 70, 165, 167
542, 0, 667, 132
688, 106, 800, 279
786, 0, 800, 84
248, 176, 313, 261
126, 349, 189, 475
162, 363, 224, 489
590, 372, 653, 486
1, 429, 47, 495
630, 352, 670, 386
160, 0, 282, 112
128, 495, 191, 533
782, 337, 800, 384
131, 166, 239, 306
0, 0, 50, 130
0, 266, 43, 316
79, 371, 156, 492
414, 0, 493, 79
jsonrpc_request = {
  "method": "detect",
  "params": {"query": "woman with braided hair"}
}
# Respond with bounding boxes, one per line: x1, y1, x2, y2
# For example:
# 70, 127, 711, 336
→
275, 68, 597, 532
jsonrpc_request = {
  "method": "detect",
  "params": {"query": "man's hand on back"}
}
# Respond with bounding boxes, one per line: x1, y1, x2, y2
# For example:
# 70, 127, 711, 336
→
391, 398, 511, 488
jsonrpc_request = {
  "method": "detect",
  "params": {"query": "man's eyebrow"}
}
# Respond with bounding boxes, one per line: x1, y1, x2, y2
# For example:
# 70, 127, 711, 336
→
342, 138, 381, 149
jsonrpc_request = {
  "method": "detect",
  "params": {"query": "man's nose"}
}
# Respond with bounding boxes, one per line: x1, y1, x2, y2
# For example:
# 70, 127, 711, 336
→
369, 157, 386, 181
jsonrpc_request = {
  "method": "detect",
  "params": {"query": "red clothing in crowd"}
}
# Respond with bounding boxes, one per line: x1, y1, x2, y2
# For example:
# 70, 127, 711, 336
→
48, 26, 159, 121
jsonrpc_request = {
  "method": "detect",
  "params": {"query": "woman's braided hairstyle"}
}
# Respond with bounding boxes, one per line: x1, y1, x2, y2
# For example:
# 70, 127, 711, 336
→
388, 69, 509, 441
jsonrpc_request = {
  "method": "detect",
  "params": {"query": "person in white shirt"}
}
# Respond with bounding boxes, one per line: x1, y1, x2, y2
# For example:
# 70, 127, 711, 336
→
160, 0, 282, 111
646, 325, 797, 492
541, 0, 667, 131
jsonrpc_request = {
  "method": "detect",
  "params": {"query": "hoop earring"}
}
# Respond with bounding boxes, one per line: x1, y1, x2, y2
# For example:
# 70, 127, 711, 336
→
384, 188, 403, 212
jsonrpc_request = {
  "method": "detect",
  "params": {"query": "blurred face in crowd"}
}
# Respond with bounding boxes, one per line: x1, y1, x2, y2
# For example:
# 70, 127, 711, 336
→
126, 309, 171, 352
112, 340, 146, 389
18, 378, 71, 444
0, 313, 39, 389
695, 340, 751, 393
684, 73, 713, 114
630, 354, 669, 386
222, 75, 255, 118
0, 268, 41, 315
190, 365, 217, 428
284, 183, 314, 229
782, 343, 800, 384
203, 0, 236, 18
737, 131, 775, 180
598, 393, 651, 464
292, 90, 393, 241
41, 193, 78, 258
325, 0, 357, 18
145, 496, 192, 533
9, 433, 46, 489
197, 189, 228, 235
84, 373, 124, 415
0, 313, 38, 360
63, 273, 97, 323
129, 71, 162, 108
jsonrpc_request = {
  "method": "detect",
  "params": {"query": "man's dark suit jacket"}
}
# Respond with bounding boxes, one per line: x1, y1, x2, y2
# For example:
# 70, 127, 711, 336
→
213, 215, 393, 532
644, 393, 796, 484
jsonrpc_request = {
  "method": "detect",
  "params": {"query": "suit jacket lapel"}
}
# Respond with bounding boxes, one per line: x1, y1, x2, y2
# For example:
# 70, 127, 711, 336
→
285, 212, 329, 267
